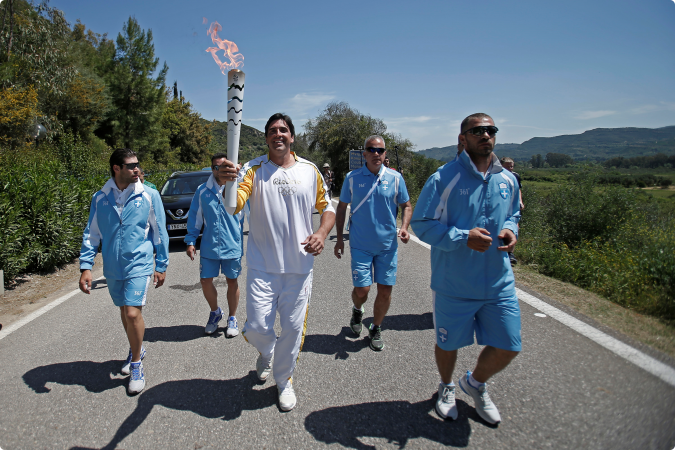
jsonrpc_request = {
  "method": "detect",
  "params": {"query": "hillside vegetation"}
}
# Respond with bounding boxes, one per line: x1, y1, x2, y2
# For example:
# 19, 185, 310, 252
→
419, 126, 675, 162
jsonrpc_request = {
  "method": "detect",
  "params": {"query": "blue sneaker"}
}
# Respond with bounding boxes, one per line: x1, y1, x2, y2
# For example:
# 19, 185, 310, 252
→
127, 361, 145, 394
205, 307, 223, 334
121, 346, 146, 376
226, 316, 239, 338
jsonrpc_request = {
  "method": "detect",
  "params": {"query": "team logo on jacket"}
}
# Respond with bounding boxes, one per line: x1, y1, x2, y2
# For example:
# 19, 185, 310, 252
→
499, 183, 509, 199
134, 199, 142, 208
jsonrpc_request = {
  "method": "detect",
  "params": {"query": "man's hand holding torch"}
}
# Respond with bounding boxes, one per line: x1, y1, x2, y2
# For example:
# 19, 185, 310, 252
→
215, 158, 241, 185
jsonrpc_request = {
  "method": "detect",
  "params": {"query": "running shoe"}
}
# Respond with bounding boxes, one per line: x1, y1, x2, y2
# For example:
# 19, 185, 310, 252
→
350, 306, 364, 335
226, 316, 239, 338
127, 361, 145, 395
435, 382, 458, 420
508, 252, 518, 265
121, 346, 146, 376
368, 323, 384, 351
205, 307, 223, 334
278, 381, 297, 411
459, 371, 501, 424
256, 354, 272, 382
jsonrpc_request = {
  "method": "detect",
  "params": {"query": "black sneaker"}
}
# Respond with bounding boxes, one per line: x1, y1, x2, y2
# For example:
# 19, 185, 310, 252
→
350, 307, 364, 335
508, 252, 517, 265
368, 324, 384, 351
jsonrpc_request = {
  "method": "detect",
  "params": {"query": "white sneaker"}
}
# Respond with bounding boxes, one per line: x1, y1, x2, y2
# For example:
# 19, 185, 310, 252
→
278, 382, 296, 411
256, 354, 272, 382
459, 371, 501, 424
226, 316, 239, 338
127, 361, 145, 395
121, 346, 146, 376
435, 383, 458, 420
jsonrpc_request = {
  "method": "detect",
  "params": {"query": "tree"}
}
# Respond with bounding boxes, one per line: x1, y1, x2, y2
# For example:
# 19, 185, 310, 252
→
530, 154, 544, 168
101, 17, 168, 159
546, 152, 574, 168
0, 1, 76, 140
304, 101, 387, 187
162, 94, 212, 164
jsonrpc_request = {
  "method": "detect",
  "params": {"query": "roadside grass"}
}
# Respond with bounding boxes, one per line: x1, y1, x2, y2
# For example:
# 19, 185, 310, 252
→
514, 264, 675, 359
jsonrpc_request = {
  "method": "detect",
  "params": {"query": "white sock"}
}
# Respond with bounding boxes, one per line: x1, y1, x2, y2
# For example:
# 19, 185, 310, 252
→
353, 305, 364, 312
469, 374, 484, 389
442, 381, 455, 387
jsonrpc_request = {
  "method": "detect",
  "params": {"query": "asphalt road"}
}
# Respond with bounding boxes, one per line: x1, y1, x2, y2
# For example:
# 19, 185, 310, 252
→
1, 206, 674, 449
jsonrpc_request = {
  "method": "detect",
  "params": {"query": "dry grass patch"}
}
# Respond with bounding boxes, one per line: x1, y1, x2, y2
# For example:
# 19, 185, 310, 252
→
514, 264, 675, 359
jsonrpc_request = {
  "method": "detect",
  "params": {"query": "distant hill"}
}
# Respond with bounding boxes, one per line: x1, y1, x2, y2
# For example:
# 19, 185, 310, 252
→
204, 119, 268, 162
417, 126, 675, 162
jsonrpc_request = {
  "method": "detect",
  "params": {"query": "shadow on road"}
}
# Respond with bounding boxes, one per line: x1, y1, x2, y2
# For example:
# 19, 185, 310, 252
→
302, 313, 433, 360
304, 397, 472, 449
168, 277, 232, 293
144, 324, 221, 342
23, 360, 126, 394
69, 372, 276, 450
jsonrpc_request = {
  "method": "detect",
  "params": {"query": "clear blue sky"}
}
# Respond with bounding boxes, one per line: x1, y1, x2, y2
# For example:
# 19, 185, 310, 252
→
46, 0, 675, 150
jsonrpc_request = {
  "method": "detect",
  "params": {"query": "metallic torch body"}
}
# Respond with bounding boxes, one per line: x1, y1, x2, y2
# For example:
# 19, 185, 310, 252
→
224, 69, 245, 214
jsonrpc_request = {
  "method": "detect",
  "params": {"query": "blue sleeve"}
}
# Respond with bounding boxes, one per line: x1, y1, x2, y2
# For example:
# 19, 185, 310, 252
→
410, 172, 469, 252
339, 172, 352, 204
184, 190, 202, 246
397, 175, 410, 204
151, 191, 170, 273
502, 183, 521, 238
79, 194, 100, 270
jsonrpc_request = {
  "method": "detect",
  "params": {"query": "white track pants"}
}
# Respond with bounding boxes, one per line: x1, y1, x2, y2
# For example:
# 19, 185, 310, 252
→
242, 267, 313, 389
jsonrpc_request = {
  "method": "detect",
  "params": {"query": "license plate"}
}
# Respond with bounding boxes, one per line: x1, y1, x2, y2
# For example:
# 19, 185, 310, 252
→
168, 223, 187, 230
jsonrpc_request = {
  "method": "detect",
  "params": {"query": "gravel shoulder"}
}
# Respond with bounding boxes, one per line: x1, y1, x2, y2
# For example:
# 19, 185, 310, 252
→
0, 254, 103, 330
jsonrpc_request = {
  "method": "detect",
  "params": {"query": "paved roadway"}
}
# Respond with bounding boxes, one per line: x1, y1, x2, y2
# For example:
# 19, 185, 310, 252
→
1, 204, 675, 449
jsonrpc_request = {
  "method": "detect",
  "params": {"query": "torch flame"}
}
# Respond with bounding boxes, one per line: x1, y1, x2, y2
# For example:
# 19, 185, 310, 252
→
205, 21, 244, 75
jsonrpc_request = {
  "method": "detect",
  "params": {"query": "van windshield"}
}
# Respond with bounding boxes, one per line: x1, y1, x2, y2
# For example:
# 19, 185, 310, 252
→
161, 174, 210, 196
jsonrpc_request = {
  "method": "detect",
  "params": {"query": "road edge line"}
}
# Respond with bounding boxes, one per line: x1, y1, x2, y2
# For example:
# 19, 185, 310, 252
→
0, 276, 105, 342
407, 232, 675, 387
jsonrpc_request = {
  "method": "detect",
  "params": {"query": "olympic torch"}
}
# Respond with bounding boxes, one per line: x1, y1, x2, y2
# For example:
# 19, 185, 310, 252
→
224, 69, 245, 214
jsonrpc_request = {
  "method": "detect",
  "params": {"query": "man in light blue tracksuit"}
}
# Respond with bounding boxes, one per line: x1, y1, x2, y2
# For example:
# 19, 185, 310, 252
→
185, 153, 243, 337
79, 148, 169, 395
411, 113, 521, 425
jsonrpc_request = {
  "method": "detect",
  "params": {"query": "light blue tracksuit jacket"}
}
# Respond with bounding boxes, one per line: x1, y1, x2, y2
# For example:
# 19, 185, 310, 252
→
411, 151, 521, 300
184, 174, 243, 261
80, 179, 169, 280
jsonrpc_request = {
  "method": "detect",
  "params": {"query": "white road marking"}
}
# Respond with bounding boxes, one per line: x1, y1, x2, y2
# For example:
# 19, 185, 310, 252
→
0, 276, 105, 342
534, 313, 547, 318
408, 232, 675, 387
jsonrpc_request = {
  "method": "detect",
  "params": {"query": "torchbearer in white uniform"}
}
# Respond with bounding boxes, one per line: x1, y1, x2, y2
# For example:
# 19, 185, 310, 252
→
217, 113, 335, 411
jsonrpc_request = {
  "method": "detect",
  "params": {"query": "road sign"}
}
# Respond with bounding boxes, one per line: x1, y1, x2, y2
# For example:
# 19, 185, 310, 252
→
349, 150, 363, 171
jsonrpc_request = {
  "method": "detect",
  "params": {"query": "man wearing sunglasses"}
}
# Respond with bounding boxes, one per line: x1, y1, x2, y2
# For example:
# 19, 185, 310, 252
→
334, 135, 412, 352
411, 113, 521, 424
185, 153, 243, 337
79, 148, 170, 395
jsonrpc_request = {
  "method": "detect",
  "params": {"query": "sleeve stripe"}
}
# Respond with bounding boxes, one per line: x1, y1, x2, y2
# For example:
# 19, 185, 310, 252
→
434, 172, 461, 221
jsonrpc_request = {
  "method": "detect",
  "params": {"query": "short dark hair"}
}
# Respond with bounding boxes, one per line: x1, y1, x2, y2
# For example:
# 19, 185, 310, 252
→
211, 153, 228, 165
264, 113, 295, 138
109, 148, 137, 177
460, 113, 493, 133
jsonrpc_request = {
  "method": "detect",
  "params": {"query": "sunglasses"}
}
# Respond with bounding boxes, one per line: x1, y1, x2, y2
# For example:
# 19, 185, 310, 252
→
463, 126, 499, 137
366, 147, 386, 154
212, 164, 223, 171
121, 162, 140, 170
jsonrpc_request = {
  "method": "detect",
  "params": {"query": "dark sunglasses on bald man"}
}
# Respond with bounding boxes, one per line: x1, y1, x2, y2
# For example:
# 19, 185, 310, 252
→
366, 147, 386, 154
121, 162, 140, 170
463, 126, 499, 137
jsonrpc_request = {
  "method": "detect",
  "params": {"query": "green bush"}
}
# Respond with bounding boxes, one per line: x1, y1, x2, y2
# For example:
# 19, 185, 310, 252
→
519, 173, 675, 321
0, 146, 107, 285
